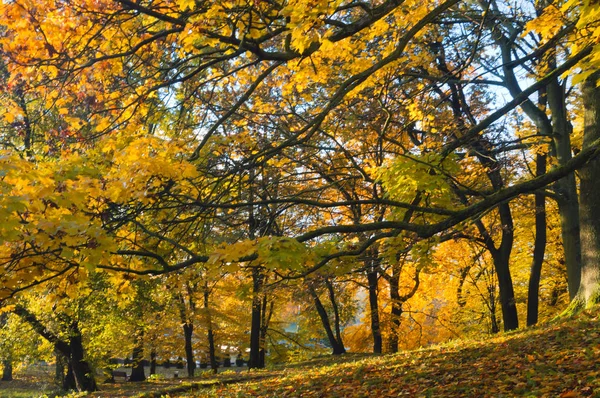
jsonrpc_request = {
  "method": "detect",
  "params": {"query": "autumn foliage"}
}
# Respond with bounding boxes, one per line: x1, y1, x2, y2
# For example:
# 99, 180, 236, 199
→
1, 0, 600, 394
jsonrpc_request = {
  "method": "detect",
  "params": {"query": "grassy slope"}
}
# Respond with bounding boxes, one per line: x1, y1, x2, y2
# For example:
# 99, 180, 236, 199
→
1, 312, 598, 397
175, 311, 600, 398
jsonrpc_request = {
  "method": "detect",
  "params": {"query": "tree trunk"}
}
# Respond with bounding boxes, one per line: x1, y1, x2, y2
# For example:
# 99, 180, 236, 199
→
64, 363, 76, 391
55, 348, 67, 387
324, 279, 345, 354
68, 322, 98, 392
435, 42, 519, 331
492, 227, 519, 331
547, 78, 582, 300
388, 265, 402, 353
309, 284, 346, 355
574, 73, 600, 307
150, 349, 157, 376
2, 360, 12, 381
204, 288, 218, 374
527, 154, 547, 326
129, 331, 145, 382
12, 306, 97, 392
259, 296, 272, 368
366, 258, 382, 354
488, 283, 500, 334
183, 323, 195, 377
248, 268, 264, 368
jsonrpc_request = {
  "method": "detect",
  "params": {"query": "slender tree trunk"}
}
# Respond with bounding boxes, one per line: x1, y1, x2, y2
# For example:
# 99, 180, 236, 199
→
2, 360, 12, 381
129, 331, 145, 382
183, 323, 195, 377
324, 279, 345, 353
248, 268, 264, 368
435, 43, 519, 331
574, 73, 600, 307
366, 257, 382, 354
488, 283, 500, 334
388, 266, 402, 353
259, 297, 272, 368
203, 294, 218, 374
492, 229, 519, 331
308, 284, 345, 355
203, 287, 218, 374
527, 154, 547, 326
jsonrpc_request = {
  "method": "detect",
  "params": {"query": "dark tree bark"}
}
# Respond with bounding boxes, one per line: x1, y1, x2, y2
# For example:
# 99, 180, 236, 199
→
64, 364, 76, 391
203, 287, 218, 374
248, 267, 264, 368
68, 322, 98, 392
177, 282, 197, 378
527, 153, 547, 326
387, 258, 421, 351
324, 279, 345, 354
182, 323, 195, 377
2, 360, 12, 381
433, 41, 519, 331
129, 331, 145, 382
488, 284, 500, 334
366, 255, 382, 354
55, 348, 67, 387
12, 306, 97, 392
308, 284, 345, 355
259, 296, 273, 368
150, 349, 157, 376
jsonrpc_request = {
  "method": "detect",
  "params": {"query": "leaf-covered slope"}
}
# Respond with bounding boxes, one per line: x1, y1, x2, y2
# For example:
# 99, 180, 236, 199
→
194, 313, 600, 397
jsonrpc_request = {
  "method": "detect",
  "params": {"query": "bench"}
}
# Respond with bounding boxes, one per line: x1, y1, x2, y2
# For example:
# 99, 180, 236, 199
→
112, 370, 129, 381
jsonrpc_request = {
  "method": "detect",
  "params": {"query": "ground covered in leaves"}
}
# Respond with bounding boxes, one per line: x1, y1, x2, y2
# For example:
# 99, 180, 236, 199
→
2, 312, 599, 397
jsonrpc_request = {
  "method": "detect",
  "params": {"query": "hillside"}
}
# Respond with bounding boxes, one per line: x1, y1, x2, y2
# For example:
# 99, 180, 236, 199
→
145, 312, 600, 397
2, 312, 598, 398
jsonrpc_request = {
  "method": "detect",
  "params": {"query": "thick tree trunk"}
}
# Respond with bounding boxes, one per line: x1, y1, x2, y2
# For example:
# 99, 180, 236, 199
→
64, 364, 76, 391
2, 360, 12, 381
68, 322, 98, 392
183, 323, 195, 377
309, 284, 345, 355
548, 78, 582, 300
150, 349, 157, 376
574, 73, 600, 307
366, 259, 382, 354
12, 307, 96, 392
248, 268, 263, 368
129, 332, 145, 382
527, 154, 547, 326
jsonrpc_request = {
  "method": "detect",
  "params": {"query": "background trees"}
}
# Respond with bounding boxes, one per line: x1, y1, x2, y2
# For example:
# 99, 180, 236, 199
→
1, 0, 600, 392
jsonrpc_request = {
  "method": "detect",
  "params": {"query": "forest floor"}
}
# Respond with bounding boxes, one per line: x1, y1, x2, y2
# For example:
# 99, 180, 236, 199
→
1, 310, 599, 397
